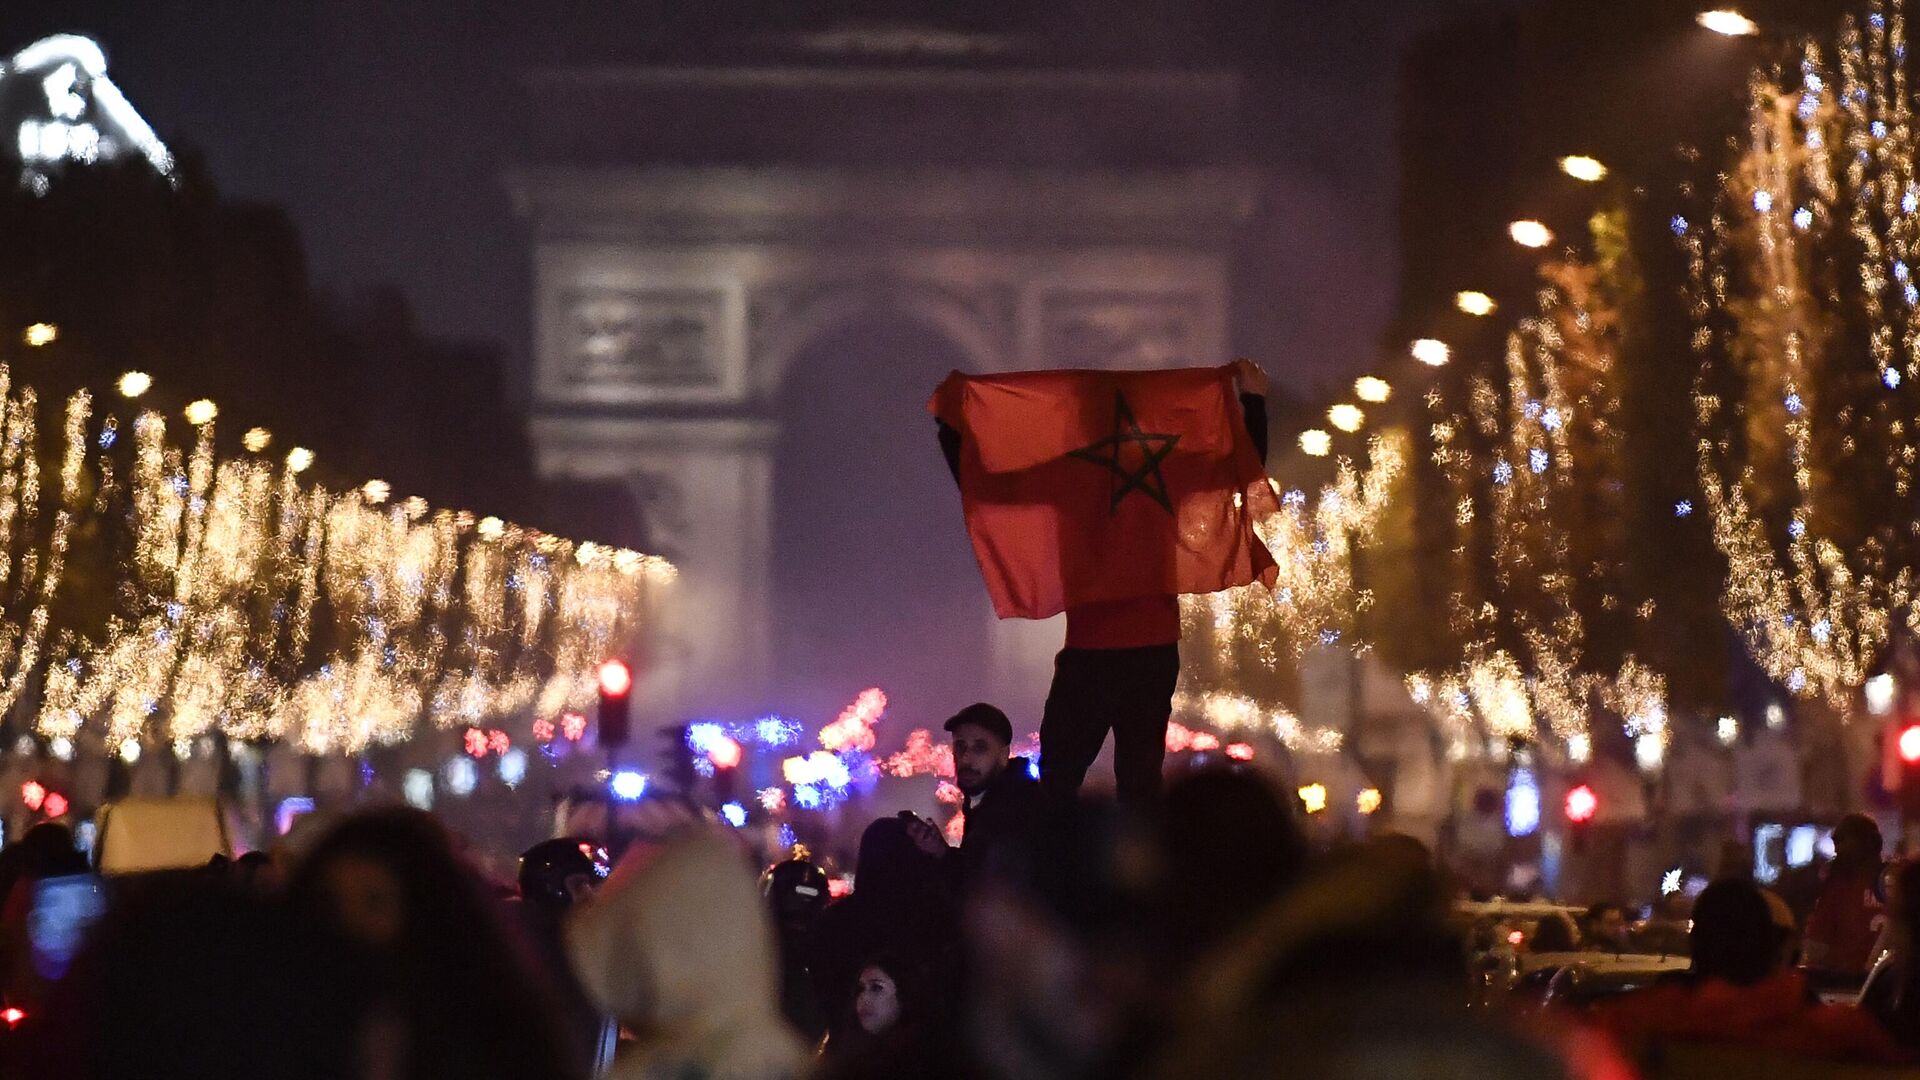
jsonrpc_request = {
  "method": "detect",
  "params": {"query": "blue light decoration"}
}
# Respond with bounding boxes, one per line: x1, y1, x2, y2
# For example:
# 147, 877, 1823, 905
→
1754, 822, 1785, 884
1024, 758, 1040, 781
1670, 215, 1690, 236
1794, 206, 1814, 230
1318, 628, 1341, 646
754, 716, 801, 747
1788, 517, 1807, 539
275, 796, 315, 836
1811, 618, 1832, 645
1528, 448, 1549, 474
610, 769, 648, 801
686, 722, 727, 755
1786, 825, 1817, 869
444, 757, 478, 796
1505, 768, 1541, 838
1540, 407, 1563, 432
720, 802, 748, 828
1493, 460, 1514, 486
1675, 500, 1694, 517
777, 823, 798, 850
403, 768, 434, 811
1887, 368, 1904, 389
1784, 392, 1804, 415
498, 748, 528, 788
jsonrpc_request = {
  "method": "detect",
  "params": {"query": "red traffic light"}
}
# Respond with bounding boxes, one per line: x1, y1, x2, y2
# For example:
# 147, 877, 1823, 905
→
597, 659, 633, 697
1565, 784, 1598, 825
1899, 724, 1920, 765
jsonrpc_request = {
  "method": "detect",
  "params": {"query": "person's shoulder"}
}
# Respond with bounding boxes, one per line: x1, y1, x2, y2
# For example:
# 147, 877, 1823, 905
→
1000, 763, 1042, 800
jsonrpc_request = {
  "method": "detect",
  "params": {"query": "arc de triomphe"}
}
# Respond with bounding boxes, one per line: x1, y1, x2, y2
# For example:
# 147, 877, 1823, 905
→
508, 39, 1257, 720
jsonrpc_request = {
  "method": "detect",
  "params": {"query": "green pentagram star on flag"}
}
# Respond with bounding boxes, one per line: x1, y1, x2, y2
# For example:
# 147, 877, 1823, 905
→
1066, 390, 1181, 514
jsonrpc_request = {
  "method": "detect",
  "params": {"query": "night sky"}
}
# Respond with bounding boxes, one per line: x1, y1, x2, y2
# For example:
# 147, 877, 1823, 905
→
0, 0, 1516, 396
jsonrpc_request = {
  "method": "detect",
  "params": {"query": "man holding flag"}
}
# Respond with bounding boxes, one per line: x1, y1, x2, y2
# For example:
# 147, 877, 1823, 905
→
932, 360, 1274, 804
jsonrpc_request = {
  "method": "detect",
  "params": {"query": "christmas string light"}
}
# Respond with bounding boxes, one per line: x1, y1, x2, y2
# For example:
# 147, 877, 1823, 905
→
1693, 0, 1918, 705
0, 364, 681, 755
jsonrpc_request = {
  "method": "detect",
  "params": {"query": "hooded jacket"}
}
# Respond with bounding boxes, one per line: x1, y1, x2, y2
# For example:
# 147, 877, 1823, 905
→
567, 827, 807, 1080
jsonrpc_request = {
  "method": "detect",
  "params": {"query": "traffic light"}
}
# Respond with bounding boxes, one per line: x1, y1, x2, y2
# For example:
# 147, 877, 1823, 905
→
1895, 721, 1920, 820
1564, 784, 1598, 825
597, 659, 633, 751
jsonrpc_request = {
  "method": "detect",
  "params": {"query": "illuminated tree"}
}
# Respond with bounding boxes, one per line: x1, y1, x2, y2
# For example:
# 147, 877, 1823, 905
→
1693, 0, 1920, 705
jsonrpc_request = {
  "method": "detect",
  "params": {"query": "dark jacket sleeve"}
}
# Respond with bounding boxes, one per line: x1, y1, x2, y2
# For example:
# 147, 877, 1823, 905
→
937, 420, 962, 486
1240, 392, 1269, 465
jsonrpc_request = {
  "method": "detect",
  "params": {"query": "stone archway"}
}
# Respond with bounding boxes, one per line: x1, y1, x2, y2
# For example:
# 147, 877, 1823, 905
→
769, 309, 989, 725
510, 66, 1258, 723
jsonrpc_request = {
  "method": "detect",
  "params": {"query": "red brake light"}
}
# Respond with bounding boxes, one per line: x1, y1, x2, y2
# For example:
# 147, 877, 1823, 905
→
2, 1006, 26, 1027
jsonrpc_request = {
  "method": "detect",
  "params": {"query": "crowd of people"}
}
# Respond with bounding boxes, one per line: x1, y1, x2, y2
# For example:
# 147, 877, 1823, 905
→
3, 700, 1920, 1078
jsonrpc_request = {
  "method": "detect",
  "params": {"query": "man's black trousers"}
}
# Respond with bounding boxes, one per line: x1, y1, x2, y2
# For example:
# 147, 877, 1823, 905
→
1038, 643, 1180, 804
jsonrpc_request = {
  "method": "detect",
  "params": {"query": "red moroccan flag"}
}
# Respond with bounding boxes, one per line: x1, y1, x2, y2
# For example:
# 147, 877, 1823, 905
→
930, 365, 1278, 620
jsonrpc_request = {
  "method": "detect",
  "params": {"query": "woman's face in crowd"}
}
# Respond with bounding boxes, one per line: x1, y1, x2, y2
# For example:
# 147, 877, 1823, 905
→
324, 854, 407, 948
855, 966, 901, 1035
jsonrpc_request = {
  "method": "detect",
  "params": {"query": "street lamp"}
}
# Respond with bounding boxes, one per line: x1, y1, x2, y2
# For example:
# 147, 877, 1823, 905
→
286, 447, 315, 473
1411, 338, 1452, 367
1697, 9, 1759, 36
22, 323, 57, 347
1456, 291, 1497, 317
1299, 429, 1332, 457
1328, 403, 1365, 433
1560, 155, 1608, 182
116, 371, 151, 398
183, 399, 217, 426
1509, 219, 1555, 248
1354, 376, 1391, 403
242, 427, 272, 452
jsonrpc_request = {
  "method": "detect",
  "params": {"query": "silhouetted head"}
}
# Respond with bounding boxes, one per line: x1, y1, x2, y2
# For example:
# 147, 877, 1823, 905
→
852, 816, 944, 902
1834, 814, 1884, 875
1690, 878, 1777, 985
1585, 901, 1629, 950
1155, 768, 1307, 953
762, 856, 830, 928
518, 837, 608, 912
